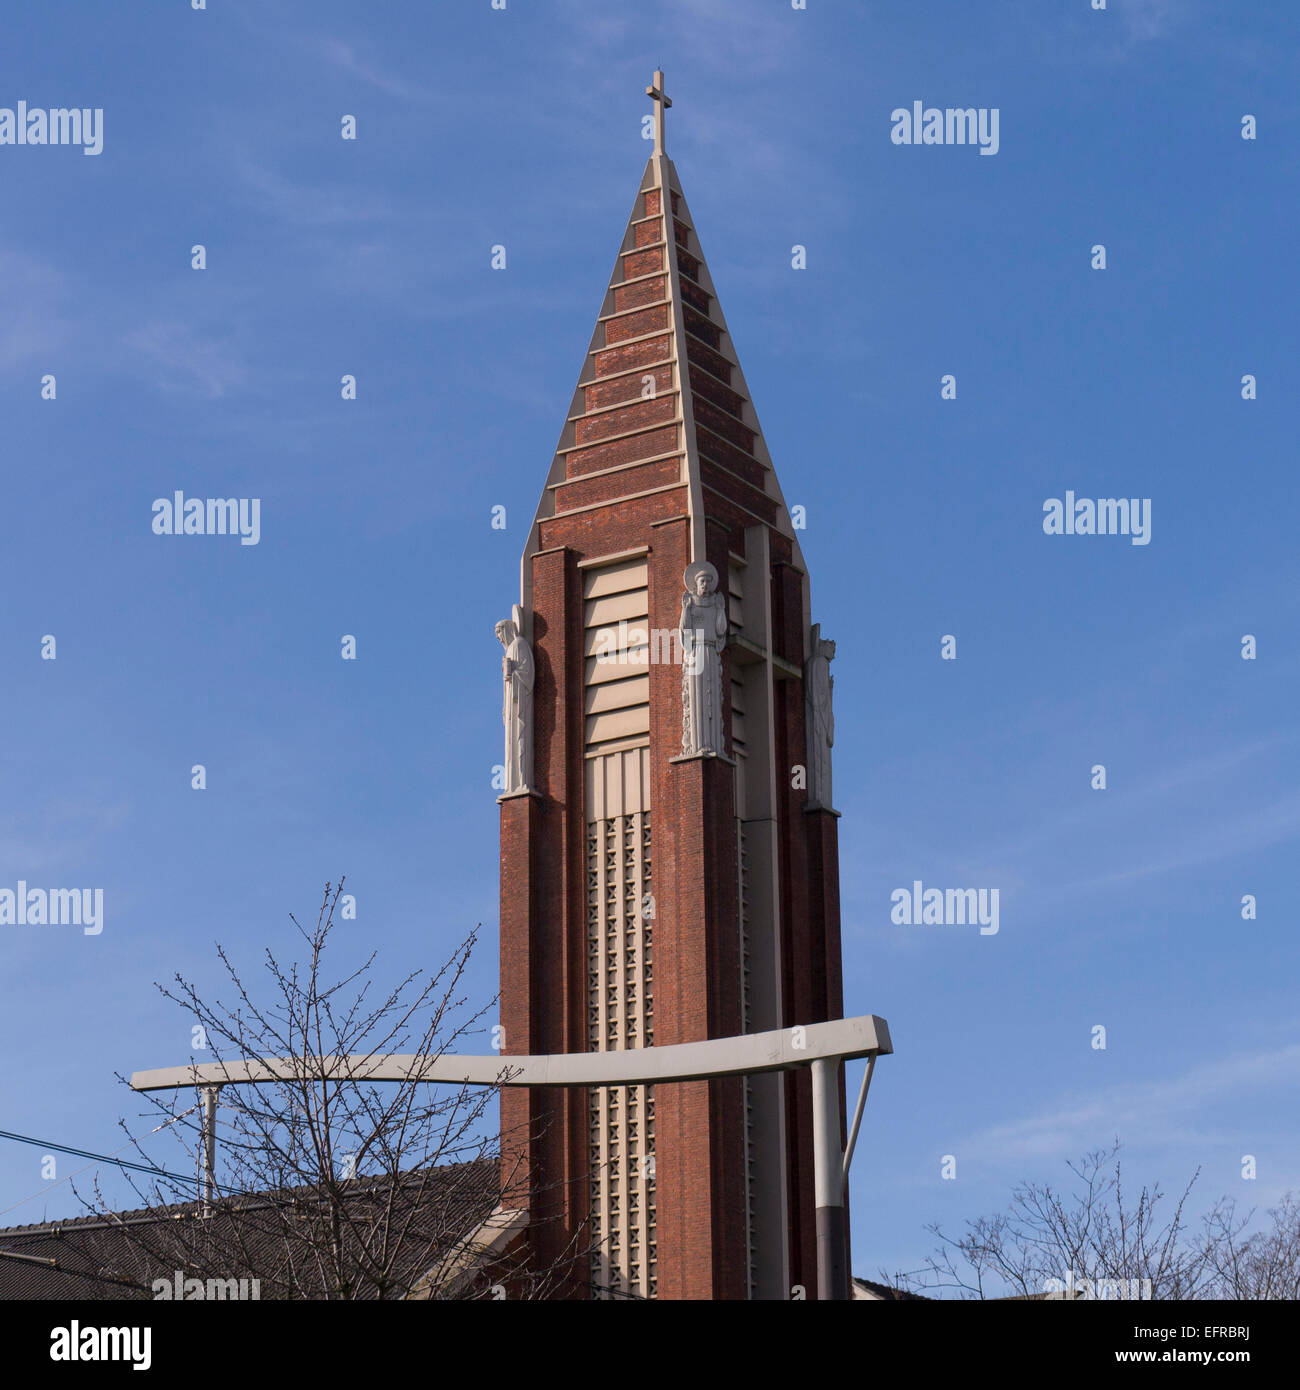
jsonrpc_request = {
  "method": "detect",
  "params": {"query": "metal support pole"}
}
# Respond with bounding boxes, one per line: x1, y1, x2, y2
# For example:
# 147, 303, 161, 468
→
198, 1086, 217, 1215
842, 1053, 875, 1191
811, 1056, 848, 1301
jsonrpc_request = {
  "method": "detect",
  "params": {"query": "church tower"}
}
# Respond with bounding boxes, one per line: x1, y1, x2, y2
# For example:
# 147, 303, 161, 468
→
496, 74, 845, 1301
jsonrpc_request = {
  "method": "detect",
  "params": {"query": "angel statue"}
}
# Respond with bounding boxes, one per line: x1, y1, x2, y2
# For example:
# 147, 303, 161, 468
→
805, 622, 835, 809
494, 604, 535, 794
679, 561, 728, 756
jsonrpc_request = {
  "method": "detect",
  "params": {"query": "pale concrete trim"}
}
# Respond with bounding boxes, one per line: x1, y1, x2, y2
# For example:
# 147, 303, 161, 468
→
636, 207, 695, 237
596, 296, 672, 325
581, 324, 675, 358
548, 450, 683, 491
567, 383, 679, 427
572, 355, 674, 391
556, 414, 682, 457
547, 482, 687, 523
576, 545, 652, 570
407, 1204, 530, 1300
583, 734, 652, 759
664, 165, 807, 578
662, 156, 708, 563
130, 1016, 893, 1093
619, 236, 669, 255
616, 268, 672, 291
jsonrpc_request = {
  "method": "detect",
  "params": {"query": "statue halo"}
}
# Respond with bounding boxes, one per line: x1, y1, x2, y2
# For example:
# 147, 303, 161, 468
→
683, 560, 719, 595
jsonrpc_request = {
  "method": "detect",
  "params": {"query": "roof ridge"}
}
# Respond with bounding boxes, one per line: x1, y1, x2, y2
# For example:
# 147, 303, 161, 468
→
0, 1155, 500, 1239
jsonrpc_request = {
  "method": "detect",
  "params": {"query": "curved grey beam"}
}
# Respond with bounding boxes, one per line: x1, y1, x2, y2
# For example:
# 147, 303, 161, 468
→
130, 1015, 892, 1094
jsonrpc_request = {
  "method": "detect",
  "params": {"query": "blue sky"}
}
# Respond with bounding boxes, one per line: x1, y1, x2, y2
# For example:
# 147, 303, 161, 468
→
1, 0, 1297, 1291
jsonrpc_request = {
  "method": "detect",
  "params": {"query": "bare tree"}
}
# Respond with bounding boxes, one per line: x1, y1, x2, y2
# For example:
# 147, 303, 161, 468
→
1201, 1192, 1300, 1300
897, 1142, 1217, 1300
78, 880, 591, 1299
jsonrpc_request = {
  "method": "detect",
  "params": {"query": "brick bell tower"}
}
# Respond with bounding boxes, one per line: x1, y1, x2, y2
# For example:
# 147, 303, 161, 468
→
496, 73, 845, 1301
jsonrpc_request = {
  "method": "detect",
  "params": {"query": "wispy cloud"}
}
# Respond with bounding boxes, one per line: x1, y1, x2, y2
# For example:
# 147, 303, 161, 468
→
1122, 0, 1184, 43
225, 3, 435, 105
962, 1044, 1300, 1164
0, 243, 256, 400
121, 321, 250, 400
315, 37, 433, 103
233, 159, 396, 227
1059, 790, 1300, 892
0, 250, 73, 370
0, 802, 129, 874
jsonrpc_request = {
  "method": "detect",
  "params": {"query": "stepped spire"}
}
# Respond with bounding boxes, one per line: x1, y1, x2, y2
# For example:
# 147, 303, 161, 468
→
520, 75, 805, 620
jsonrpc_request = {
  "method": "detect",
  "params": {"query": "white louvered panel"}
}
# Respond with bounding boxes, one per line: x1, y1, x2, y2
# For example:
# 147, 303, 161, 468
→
586, 649, 650, 685
585, 675, 651, 716
583, 626, 651, 661
583, 558, 648, 599
586, 705, 651, 749
584, 589, 650, 628
584, 562, 654, 1300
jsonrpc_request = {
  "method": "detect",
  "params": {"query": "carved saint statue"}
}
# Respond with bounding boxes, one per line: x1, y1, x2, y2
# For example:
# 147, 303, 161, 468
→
495, 604, 535, 794
679, 561, 728, 756
805, 623, 835, 810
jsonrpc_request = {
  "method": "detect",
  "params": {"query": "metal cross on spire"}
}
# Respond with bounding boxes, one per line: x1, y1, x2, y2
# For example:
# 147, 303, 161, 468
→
646, 69, 672, 156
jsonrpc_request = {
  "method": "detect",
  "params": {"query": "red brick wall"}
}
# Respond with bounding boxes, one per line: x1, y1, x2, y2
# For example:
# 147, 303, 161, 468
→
574, 395, 674, 446
554, 458, 681, 514
503, 519, 844, 1298
565, 424, 678, 477
593, 333, 671, 377
614, 276, 666, 312
646, 516, 749, 1299
585, 363, 673, 412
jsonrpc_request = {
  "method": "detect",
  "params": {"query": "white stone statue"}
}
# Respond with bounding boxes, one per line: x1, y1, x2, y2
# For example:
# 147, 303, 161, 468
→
805, 623, 835, 810
495, 604, 535, 794
680, 561, 728, 756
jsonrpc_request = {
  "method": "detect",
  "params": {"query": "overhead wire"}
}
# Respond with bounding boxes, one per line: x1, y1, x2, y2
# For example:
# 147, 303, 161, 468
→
0, 1105, 216, 1221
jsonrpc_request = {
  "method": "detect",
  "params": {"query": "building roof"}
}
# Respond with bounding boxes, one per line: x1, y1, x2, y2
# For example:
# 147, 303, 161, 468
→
852, 1276, 931, 1301
0, 1157, 501, 1300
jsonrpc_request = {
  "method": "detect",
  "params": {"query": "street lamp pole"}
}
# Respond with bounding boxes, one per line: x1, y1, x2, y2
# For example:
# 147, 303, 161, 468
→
135, 1014, 893, 1300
